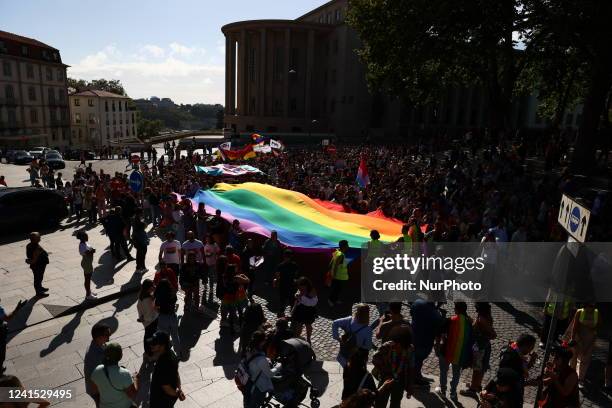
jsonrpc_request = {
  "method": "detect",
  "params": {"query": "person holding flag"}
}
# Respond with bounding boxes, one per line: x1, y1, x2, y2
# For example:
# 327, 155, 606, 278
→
356, 156, 370, 188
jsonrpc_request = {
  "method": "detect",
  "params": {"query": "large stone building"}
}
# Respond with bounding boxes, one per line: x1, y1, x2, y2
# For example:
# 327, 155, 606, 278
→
222, 0, 583, 140
0, 30, 70, 147
69, 90, 137, 147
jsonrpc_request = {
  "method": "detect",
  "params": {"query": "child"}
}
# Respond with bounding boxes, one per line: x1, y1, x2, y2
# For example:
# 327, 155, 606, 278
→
77, 231, 96, 300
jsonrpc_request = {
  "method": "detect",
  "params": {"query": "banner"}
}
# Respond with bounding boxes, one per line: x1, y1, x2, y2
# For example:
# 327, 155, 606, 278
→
253, 145, 272, 153
218, 143, 256, 160
270, 139, 284, 150
219, 141, 231, 150
194, 164, 263, 176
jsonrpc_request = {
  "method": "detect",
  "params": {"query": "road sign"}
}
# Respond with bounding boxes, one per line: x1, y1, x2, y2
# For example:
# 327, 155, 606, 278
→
558, 194, 590, 242
129, 170, 144, 193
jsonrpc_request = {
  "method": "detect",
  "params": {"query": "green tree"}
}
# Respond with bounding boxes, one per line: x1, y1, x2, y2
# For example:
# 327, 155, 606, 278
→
347, 0, 531, 135
137, 117, 163, 140
215, 107, 224, 129
67, 78, 127, 96
522, 0, 612, 171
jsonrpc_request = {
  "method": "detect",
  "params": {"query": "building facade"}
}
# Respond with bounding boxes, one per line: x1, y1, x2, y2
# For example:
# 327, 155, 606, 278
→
0, 30, 70, 147
223, 0, 582, 140
69, 90, 137, 147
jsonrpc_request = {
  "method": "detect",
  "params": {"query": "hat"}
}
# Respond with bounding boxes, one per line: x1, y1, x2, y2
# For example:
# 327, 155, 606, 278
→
104, 343, 123, 364
146, 331, 171, 347
496, 367, 520, 386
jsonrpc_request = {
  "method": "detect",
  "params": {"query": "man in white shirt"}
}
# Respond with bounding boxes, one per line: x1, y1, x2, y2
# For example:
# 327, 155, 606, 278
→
159, 231, 181, 278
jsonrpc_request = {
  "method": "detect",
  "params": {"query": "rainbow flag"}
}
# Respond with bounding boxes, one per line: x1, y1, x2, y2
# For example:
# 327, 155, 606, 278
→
444, 314, 473, 366
190, 182, 403, 250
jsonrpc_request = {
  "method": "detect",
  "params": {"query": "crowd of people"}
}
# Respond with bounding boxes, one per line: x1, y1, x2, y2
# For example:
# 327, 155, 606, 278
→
2, 133, 612, 408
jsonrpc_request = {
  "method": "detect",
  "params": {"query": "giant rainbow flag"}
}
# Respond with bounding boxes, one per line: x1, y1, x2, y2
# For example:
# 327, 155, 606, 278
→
190, 183, 404, 250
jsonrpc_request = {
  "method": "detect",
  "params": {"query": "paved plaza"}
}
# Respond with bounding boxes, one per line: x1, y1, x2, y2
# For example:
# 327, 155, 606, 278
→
1, 160, 611, 408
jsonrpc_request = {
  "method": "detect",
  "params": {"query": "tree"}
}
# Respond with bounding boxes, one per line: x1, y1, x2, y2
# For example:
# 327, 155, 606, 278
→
522, 0, 612, 172
347, 0, 531, 136
137, 117, 163, 140
67, 78, 127, 96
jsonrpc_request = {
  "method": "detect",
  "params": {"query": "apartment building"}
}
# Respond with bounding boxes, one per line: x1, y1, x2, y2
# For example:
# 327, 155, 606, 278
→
69, 89, 137, 147
0, 30, 70, 147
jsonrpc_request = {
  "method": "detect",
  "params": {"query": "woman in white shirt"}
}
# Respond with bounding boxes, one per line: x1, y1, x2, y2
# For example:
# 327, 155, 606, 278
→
291, 277, 318, 344
137, 279, 158, 361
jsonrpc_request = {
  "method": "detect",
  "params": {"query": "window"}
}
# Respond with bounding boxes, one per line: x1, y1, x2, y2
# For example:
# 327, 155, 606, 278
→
75, 113, 81, 124
28, 86, 36, 101
48, 87, 55, 103
89, 113, 95, 123
56, 69, 63, 81
21, 46, 29, 56
319, 15, 324, 23
335, 9, 341, 22
113, 115, 116, 125
118, 100, 123, 111
58, 88, 64, 102
51, 131, 57, 141
61, 108, 67, 121
290, 48, 299, 70
5, 84, 14, 99
105, 100, 109, 112
132, 126, 135, 136
131, 113, 135, 123
112, 101, 116, 111
74, 98, 80, 106
88, 99, 94, 107
106, 117, 110, 126
46, 67, 52, 81
30, 109, 38, 123
2, 61, 11, 76
42, 50, 49, 60
78, 129, 82, 140
327, 12, 332, 24
26, 64, 34, 78
53, 52, 59, 61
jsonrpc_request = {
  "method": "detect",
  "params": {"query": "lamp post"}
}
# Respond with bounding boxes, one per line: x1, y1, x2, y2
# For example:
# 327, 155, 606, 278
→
309, 119, 318, 138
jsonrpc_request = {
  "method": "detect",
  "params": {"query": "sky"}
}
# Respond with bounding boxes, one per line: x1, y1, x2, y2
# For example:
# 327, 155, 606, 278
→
1, 0, 326, 105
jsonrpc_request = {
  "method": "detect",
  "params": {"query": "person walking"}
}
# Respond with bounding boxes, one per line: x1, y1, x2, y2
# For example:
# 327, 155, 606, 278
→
243, 330, 274, 408
148, 331, 185, 408
154, 278, 181, 357
131, 208, 150, 273
90, 343, 138, 408
202, 234, 220, 307
77, 231, 97, 300
291, 277, 318, 344
461, 302, 496, 397
276, 249, 298, 317
435, 301, 473, 400
25, 232, 49, 297
83, 323, 111, 406
262, 230, 282, 285
159, 231, 181, 280
569, 303, 600, 386
137, 279, 158, 362
410, 299, 443, 386
332, 304, 373, 368
328, 240, 349, 307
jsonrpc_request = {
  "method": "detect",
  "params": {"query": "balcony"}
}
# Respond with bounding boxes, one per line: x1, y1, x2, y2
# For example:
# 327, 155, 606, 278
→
0, 96, 19, 106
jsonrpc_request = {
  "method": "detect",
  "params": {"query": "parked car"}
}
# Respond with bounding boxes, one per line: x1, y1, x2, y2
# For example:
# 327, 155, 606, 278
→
44, 152, 65, 169
29, 148, 46, 159
64, 149, 96, 160
3, 150, 18, 163
0, 187, 68, 231
13, 150, 34, 165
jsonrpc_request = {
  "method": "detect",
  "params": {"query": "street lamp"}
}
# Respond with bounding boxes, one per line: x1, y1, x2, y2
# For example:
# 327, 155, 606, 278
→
309, 119, 318, 138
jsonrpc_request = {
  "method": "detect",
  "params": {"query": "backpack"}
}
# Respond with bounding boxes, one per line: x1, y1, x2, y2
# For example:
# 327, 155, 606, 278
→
234, 352, 265, 393
339, 323, 367, 360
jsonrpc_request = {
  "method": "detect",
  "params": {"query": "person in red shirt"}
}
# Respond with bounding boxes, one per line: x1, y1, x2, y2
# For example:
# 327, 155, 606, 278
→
225, 245, 241, 274
154, 261, 178, 292
0, 176, 6, 187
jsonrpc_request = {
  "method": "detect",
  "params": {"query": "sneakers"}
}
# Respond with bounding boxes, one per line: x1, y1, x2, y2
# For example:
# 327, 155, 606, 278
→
449, 391, 458, 400
434, 386, 446, 397
459, 388, 478, 398
86, 294, 97, 301
36, 292, 49, 298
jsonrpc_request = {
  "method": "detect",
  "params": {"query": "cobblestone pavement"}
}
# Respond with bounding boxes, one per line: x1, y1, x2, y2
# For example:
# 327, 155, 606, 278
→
1, 160, 610, 407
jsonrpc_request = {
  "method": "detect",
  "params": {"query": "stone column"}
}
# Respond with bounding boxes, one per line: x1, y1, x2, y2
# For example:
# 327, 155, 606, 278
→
228, 36, 236, 115
237, 29, 247, 116
305, 29, 315, 119
283, 28, 291, 118
225, 35, 231, 114
258, 29, 267, 116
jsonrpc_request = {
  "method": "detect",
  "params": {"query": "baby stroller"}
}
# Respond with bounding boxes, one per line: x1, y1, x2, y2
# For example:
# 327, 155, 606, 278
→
264, 337, 320, 407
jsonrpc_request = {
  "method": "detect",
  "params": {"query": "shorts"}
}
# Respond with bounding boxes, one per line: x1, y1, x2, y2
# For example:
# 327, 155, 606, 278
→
81, 259, 94, 276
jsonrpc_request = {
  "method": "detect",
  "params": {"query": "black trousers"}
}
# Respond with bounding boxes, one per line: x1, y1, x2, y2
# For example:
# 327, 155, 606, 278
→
0, 322, 7, 372
110, 236, 131, 259
135, 244, 147, 269
143, 318, 158, 356
329, 279, 345, 303
32, 264, 46, 293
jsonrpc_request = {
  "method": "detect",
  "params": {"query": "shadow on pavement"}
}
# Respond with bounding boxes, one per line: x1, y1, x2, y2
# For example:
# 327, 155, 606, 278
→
213, 330, 241, 379
39, 309, 86, 357
6, 296, 43, 340
92, 251, 130, 288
